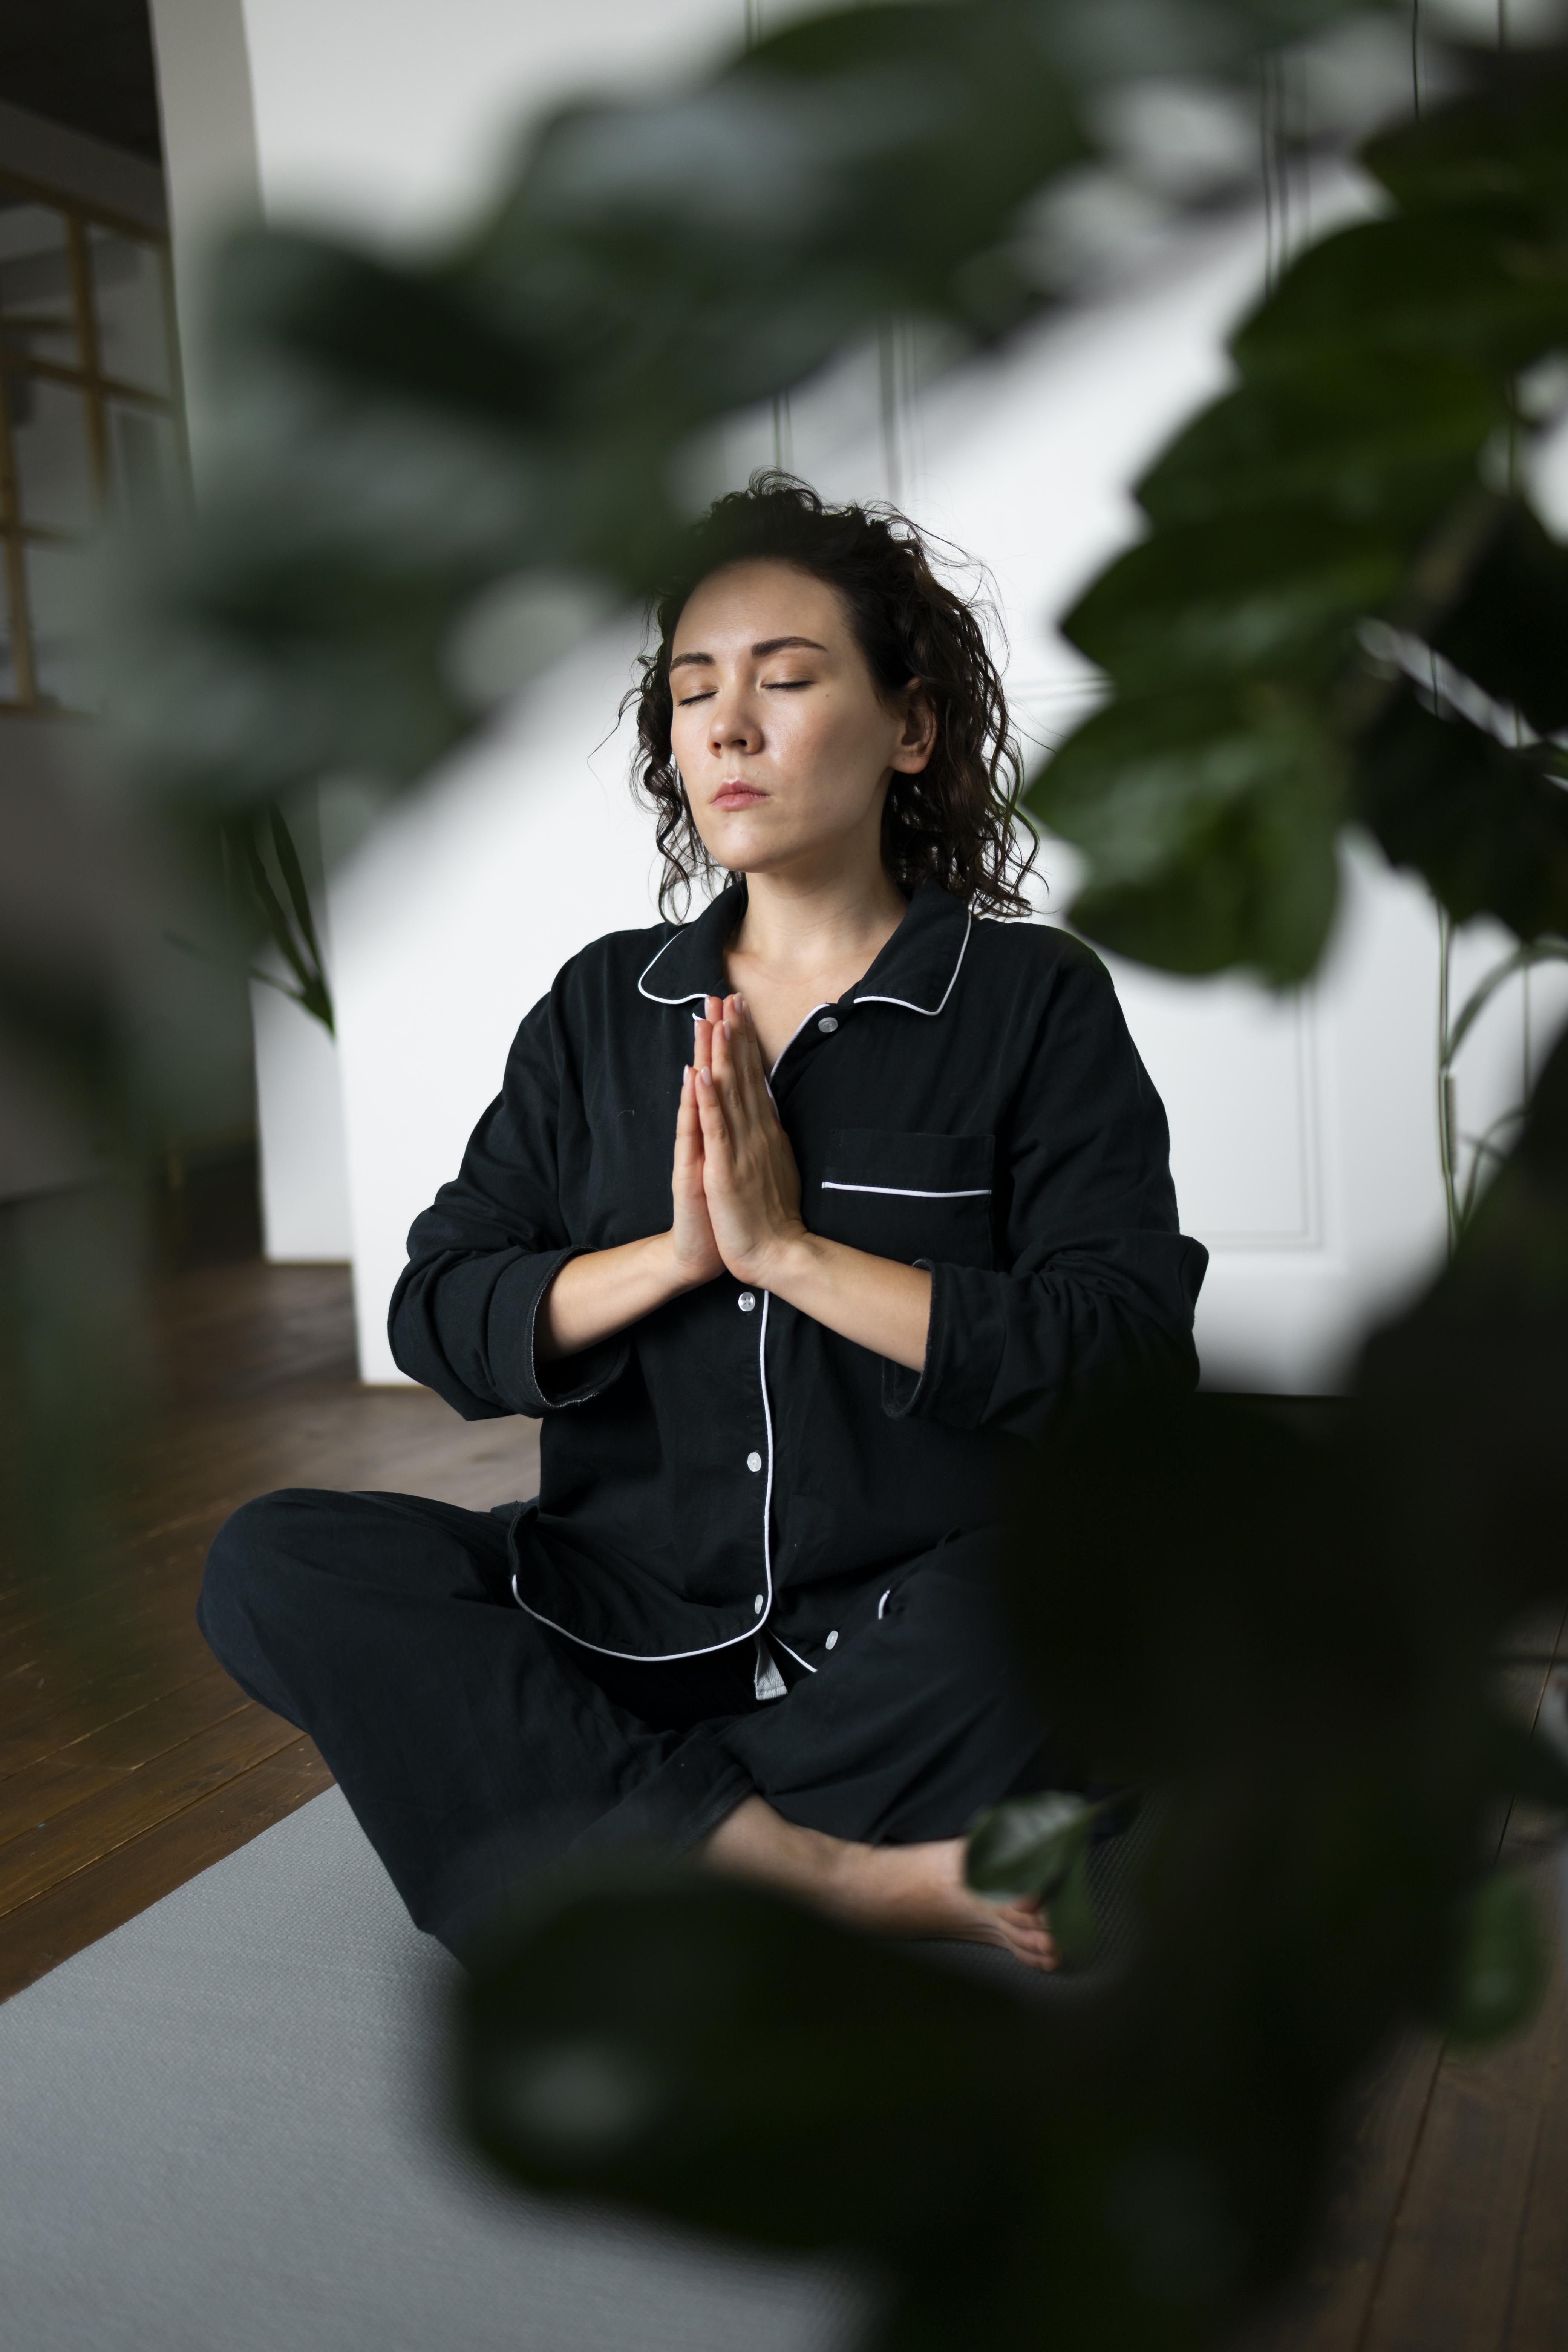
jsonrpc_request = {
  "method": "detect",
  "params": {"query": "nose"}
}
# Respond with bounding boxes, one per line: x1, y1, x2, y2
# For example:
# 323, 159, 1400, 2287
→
708, 682, 761, 755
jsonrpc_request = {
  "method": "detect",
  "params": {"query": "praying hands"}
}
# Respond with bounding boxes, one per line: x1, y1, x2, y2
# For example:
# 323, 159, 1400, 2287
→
536, 991, 931, 1374
682, 994, 807, 1291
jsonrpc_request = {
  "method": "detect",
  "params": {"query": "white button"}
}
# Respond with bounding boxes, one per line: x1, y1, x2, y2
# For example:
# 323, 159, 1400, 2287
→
825, 1630, 839, 1650
753, 1594, 764, 1614
746, 1450, 763, 1473
737, 1291, 756, 1312
817, 1015, 839, 1034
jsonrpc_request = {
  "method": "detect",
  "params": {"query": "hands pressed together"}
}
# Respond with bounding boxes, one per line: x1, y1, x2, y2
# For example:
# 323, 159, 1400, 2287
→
671, 994, 807, 1293
537, 992, 930, 1372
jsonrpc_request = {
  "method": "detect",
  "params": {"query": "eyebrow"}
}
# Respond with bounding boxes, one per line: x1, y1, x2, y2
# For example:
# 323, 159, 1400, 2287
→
669, 635, 829, 671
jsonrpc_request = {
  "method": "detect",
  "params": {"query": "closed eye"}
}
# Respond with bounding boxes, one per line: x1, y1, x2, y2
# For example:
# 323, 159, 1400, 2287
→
675, 676, 814, 706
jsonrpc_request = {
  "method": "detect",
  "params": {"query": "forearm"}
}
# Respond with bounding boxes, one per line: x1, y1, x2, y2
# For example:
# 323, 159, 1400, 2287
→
756, 1231, 932, 1373
536, 1231, 708, 1361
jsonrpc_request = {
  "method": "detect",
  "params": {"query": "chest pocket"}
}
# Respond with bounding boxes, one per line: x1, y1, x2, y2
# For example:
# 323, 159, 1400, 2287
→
815, 1129, 996, 1270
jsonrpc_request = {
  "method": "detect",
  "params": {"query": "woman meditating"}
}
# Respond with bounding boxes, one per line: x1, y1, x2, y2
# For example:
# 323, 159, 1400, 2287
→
200, 476, 1205, 1972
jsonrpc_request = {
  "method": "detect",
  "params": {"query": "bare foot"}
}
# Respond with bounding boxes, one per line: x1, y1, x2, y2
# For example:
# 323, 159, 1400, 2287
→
704, 1797, 1059, 1973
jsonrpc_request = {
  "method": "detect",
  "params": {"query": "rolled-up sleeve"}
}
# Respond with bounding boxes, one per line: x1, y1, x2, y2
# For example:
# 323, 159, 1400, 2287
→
882, 944, 1206, 1438
389, 992, 630, 1420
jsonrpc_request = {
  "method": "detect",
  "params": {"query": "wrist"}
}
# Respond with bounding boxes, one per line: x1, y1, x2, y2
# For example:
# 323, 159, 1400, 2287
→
742, 1222, 818, 1297
655, 1226, 718, 1296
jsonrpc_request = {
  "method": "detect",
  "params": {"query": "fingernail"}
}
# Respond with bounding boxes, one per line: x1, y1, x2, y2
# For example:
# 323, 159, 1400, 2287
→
698, 1067, 711, 1086
721, 1020, 730, 1041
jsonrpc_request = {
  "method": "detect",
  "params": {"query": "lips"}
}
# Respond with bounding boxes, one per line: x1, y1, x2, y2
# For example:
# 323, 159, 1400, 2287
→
711, 784, 768, 809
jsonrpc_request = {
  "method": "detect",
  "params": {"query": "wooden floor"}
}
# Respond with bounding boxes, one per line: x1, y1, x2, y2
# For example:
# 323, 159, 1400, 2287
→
1, 1258, 1563, 2349
0, 1259, 534, 2004
1240, 1613, 1568, 2352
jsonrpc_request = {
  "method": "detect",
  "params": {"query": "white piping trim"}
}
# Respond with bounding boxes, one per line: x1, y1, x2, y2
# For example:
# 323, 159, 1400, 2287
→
509, 1289, 778, 1664
640, 902, 972, 1020
821, 1181, 991, 1199
757, 1288, 775, 1629
636, 930, 711, 1007
852, 908, 972, 1017
509, 1576, 759, 1662
773, 1637, 818, 1676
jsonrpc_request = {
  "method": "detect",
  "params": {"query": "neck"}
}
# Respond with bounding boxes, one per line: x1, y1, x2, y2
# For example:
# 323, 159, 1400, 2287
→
732, 852, 907, 977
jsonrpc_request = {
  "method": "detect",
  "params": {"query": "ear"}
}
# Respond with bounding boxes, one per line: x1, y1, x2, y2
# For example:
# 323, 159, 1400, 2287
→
891, 680, 937, 774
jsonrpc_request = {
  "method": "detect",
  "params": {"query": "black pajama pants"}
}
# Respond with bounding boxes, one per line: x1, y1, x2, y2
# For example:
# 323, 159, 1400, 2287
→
198, 1489, 1058, 1956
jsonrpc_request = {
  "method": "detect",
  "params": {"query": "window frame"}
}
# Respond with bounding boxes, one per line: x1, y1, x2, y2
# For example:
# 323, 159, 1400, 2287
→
0, 162, 187, 715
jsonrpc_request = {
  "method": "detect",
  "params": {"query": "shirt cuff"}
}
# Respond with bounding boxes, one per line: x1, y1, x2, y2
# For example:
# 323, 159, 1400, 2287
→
488, 1246, 632, 1416
881, 1258, 1005, 1430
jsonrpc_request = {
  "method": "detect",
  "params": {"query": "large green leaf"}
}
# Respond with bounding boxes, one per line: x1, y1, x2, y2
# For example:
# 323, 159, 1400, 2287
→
967, 1788, 1099, 1900
484, 2, 1091, 374
1029, 684, 1342, 980
123, 1, 1392, 832
211, 233, 557, 432
1353, 1023, 1568, 1615
462, 1867, 1037, 2264
1481, 1712, 1568, 1813
1135, 359, 1498, 529
458, 1857, 1287, 2352
1062, 506, 1403, 692
1428, 500, 1568, 738
1232, 209, 1568, 383
1351, 683, 1568, 939
1363, 70, 1568, 225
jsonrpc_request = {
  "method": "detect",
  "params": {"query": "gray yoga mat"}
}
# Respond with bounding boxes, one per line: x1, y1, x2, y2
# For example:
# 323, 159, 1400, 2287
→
0, 1789, 875, 2352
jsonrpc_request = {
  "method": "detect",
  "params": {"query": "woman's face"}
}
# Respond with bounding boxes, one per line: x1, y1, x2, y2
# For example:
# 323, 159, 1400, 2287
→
667, 559, 934, 884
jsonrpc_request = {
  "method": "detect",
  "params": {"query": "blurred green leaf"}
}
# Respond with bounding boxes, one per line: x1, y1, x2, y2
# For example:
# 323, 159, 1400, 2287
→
1063, 507, 1402, 692
1435, 1869, 1547, 2048
1022, 0, 1370, 87
120, 1, 1394, 836
1362, 72, 1568, 223
459, 1856, 1285, 2352
967, 1788, 1098, 1899
1351, 1026, 1568, 1625
1481, 1712, 1568, 1812
1036, 60, 1568, 973
1029, 684, 1342, 981
462, 1865, 1036, 2260
1351, 684, 1568, 941
1051, 1846, 1100, 1969
1429, 501, 1568, 737
1135, 360, 1498, 529
1231, 208, 1568, 382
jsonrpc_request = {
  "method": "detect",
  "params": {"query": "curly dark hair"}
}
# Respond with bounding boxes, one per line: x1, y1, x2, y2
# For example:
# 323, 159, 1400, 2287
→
627, 473, 1035, 920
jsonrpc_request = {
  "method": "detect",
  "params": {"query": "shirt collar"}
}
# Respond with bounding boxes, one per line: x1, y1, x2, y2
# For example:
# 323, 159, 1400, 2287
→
635, 881, 747, 1006
635, 877, 974, 1017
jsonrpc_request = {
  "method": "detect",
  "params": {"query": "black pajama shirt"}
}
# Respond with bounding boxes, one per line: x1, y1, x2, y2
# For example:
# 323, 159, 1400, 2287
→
199, 880, 1206, 1952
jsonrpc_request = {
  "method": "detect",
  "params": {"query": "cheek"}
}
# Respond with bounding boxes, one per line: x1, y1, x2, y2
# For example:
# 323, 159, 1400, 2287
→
667, 705, 701, 770
782, 700, 889, 807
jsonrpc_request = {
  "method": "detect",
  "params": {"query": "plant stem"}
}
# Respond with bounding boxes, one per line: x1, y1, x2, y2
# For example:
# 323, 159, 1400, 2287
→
1438, 902, 1458, 1256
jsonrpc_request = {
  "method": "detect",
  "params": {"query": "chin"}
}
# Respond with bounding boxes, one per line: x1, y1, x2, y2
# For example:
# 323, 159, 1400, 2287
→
701, 818, 784, 869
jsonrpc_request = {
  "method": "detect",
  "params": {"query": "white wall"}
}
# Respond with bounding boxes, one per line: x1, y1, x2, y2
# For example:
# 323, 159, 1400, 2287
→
145, 0, 264, 466
325, 632, 660, 1378
150, 0, 1567, 1385
234, 0, 750, 246
249, 971, 354, 1259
